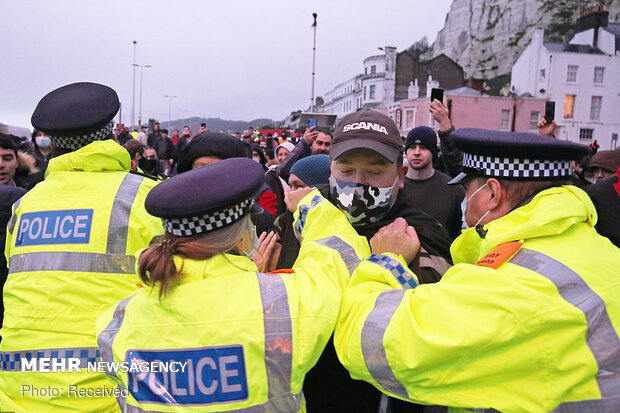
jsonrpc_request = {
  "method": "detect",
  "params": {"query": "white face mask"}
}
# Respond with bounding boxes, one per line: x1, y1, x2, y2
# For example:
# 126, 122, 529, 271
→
241, 225, 260, 258
35, 135, 51, 148
463, 182, 491, 228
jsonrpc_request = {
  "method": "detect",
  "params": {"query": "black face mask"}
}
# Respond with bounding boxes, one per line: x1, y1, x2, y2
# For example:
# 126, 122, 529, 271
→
139, 158, 158, 172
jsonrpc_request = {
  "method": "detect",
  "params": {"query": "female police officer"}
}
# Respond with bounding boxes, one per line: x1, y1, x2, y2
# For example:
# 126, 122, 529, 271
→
96, 157, 369, 412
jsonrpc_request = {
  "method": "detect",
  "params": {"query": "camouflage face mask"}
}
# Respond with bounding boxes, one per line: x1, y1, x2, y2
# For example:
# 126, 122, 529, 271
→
329, 177, 399, 226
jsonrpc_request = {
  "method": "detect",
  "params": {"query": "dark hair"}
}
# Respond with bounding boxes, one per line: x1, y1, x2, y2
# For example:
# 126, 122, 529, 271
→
315, 127, 333, 138
0, 134, 18, 157
124, 139, 146, 159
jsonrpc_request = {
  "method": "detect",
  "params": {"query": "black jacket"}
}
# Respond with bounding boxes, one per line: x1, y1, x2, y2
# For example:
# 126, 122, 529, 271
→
277, 185, 453, 412
586, 168, 620, 248
0, 185, 27, 333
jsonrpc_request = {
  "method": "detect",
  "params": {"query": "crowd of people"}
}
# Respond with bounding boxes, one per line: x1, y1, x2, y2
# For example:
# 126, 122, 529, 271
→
0, 81, 619, 413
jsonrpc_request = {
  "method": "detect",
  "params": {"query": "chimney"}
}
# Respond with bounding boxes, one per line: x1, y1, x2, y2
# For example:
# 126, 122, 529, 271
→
408, 79, 420, 99
576, 4, 609, 48
469, 78, 485, 92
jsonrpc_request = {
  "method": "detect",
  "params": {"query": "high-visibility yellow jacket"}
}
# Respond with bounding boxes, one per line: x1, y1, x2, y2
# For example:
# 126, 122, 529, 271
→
0, 140, 163, 413
335, 185, 620, 413
94, 190, 370, 412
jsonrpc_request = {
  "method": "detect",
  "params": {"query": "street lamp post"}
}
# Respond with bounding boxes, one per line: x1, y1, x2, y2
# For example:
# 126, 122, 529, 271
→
310, 13, 318, 112
131, 40, 137, 129
178, 108, 188, 130
164, 95, 177, 128
133, 64, 152, 126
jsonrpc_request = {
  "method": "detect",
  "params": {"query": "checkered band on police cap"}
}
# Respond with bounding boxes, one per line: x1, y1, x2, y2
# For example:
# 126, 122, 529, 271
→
462, 153, 573, 179
48, 122, 114, 150
162, 198, 253, 237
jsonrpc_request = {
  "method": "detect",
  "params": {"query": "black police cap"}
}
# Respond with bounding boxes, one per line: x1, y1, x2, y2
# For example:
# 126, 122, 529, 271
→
31, 82, 119, 149
176, 131, 250, 173
145, 158, 265, 236
448, 128, 589, 184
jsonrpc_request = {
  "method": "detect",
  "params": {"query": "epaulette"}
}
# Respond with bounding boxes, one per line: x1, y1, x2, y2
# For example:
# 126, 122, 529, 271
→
129, 170, 163, 181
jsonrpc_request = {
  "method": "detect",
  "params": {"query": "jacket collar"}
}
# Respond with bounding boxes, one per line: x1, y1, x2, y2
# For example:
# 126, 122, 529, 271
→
451, 185, 597, 265
173, 253, 258, 285
45, 140, 131, 177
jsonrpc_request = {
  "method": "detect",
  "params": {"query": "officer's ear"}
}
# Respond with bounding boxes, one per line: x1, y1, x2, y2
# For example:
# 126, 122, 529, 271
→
486, 178, 505, 210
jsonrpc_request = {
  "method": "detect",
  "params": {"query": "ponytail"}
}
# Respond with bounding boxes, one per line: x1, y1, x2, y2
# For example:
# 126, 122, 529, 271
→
138, 216, 253, 299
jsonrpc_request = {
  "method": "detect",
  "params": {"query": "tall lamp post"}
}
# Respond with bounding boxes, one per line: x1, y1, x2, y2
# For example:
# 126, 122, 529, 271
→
178, 108, 188, 130
164, 95, 177, 128
310, 13, 318, 112
131, 40, 137, 129
133, 64, 152, 126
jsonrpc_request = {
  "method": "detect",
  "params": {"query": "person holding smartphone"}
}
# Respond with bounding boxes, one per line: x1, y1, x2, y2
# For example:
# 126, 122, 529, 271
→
276, 124, 332, 182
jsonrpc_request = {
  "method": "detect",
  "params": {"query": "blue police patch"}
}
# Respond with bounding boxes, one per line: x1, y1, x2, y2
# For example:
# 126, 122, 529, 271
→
126, 345, 248, 406
15, 209, 94, 247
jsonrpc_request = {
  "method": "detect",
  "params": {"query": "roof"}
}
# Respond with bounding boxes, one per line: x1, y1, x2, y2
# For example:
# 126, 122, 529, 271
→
605, 23, 620, 51
446, 86, 483, 96
543, 42, 604, 54
604, 22, 620, 36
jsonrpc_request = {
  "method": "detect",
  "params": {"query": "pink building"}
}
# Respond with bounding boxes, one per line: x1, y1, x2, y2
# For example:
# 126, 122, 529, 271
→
388, 88, 547, 136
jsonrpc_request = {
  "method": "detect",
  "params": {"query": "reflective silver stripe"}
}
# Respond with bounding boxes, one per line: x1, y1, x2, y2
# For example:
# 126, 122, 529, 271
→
361, 289, 409, 398
419, 247, 451, 277
511, 248, 620, 404
8, 251, 136, 274
551, 395, 620, 412
107, 173, 144, 254
314, 236, 361, 275
0, 347, 99, 372
7, 198, 22, 234
119, 391, 303, 413
367, 254, 417, 289
97, 295, 136, 380
256, 272, 295, 411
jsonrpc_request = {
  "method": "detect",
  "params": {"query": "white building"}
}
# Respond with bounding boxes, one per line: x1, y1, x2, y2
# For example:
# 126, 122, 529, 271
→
511, 11, 620, 149
320, 47, 397, 119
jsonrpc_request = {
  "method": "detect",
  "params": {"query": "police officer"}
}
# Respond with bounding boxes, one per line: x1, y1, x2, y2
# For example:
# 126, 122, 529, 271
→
0, 82, 163, 412
335, 129, 620, 412
95, 157, 370, 412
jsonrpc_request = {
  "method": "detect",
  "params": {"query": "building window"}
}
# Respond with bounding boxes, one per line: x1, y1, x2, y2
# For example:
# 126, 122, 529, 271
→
364, 67, 367, 75
539, 69, 546, 82
590, 96, 602, 121
579, 128, 594, 140
566, 65, 578, 83
371, 65, 376, 74
529, 111, 540, 130
593, 67, 605, 84
564, 94, 575, 119
364, 86, 367, 100
500, 109, 511, 130
404, 108, 416, 130
369, 85, 376, 99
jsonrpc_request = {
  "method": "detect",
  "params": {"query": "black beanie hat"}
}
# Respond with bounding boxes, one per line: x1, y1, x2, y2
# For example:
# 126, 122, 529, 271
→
405, 126, 439, 160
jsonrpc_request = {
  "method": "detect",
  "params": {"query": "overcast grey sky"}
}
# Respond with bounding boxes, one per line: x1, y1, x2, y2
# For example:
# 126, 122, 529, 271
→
1, 0, 452, 129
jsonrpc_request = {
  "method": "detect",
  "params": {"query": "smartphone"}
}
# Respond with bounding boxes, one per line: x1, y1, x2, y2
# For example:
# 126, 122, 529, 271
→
430, 88, 444, 103
544, 101, 555, 123
307, 118, 317, 129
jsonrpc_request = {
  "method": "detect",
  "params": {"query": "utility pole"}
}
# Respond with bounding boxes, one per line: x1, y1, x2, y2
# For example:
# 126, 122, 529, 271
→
164, 95, 177, 127
134, 64, 152, 126
311, 13, 317, 112
131, 40, 137, 129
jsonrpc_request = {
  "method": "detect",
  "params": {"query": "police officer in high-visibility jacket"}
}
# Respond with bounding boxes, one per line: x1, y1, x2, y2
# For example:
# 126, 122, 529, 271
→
335, 129, 620, 413
95, 157, 370, 412
0, 82, 163, 412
